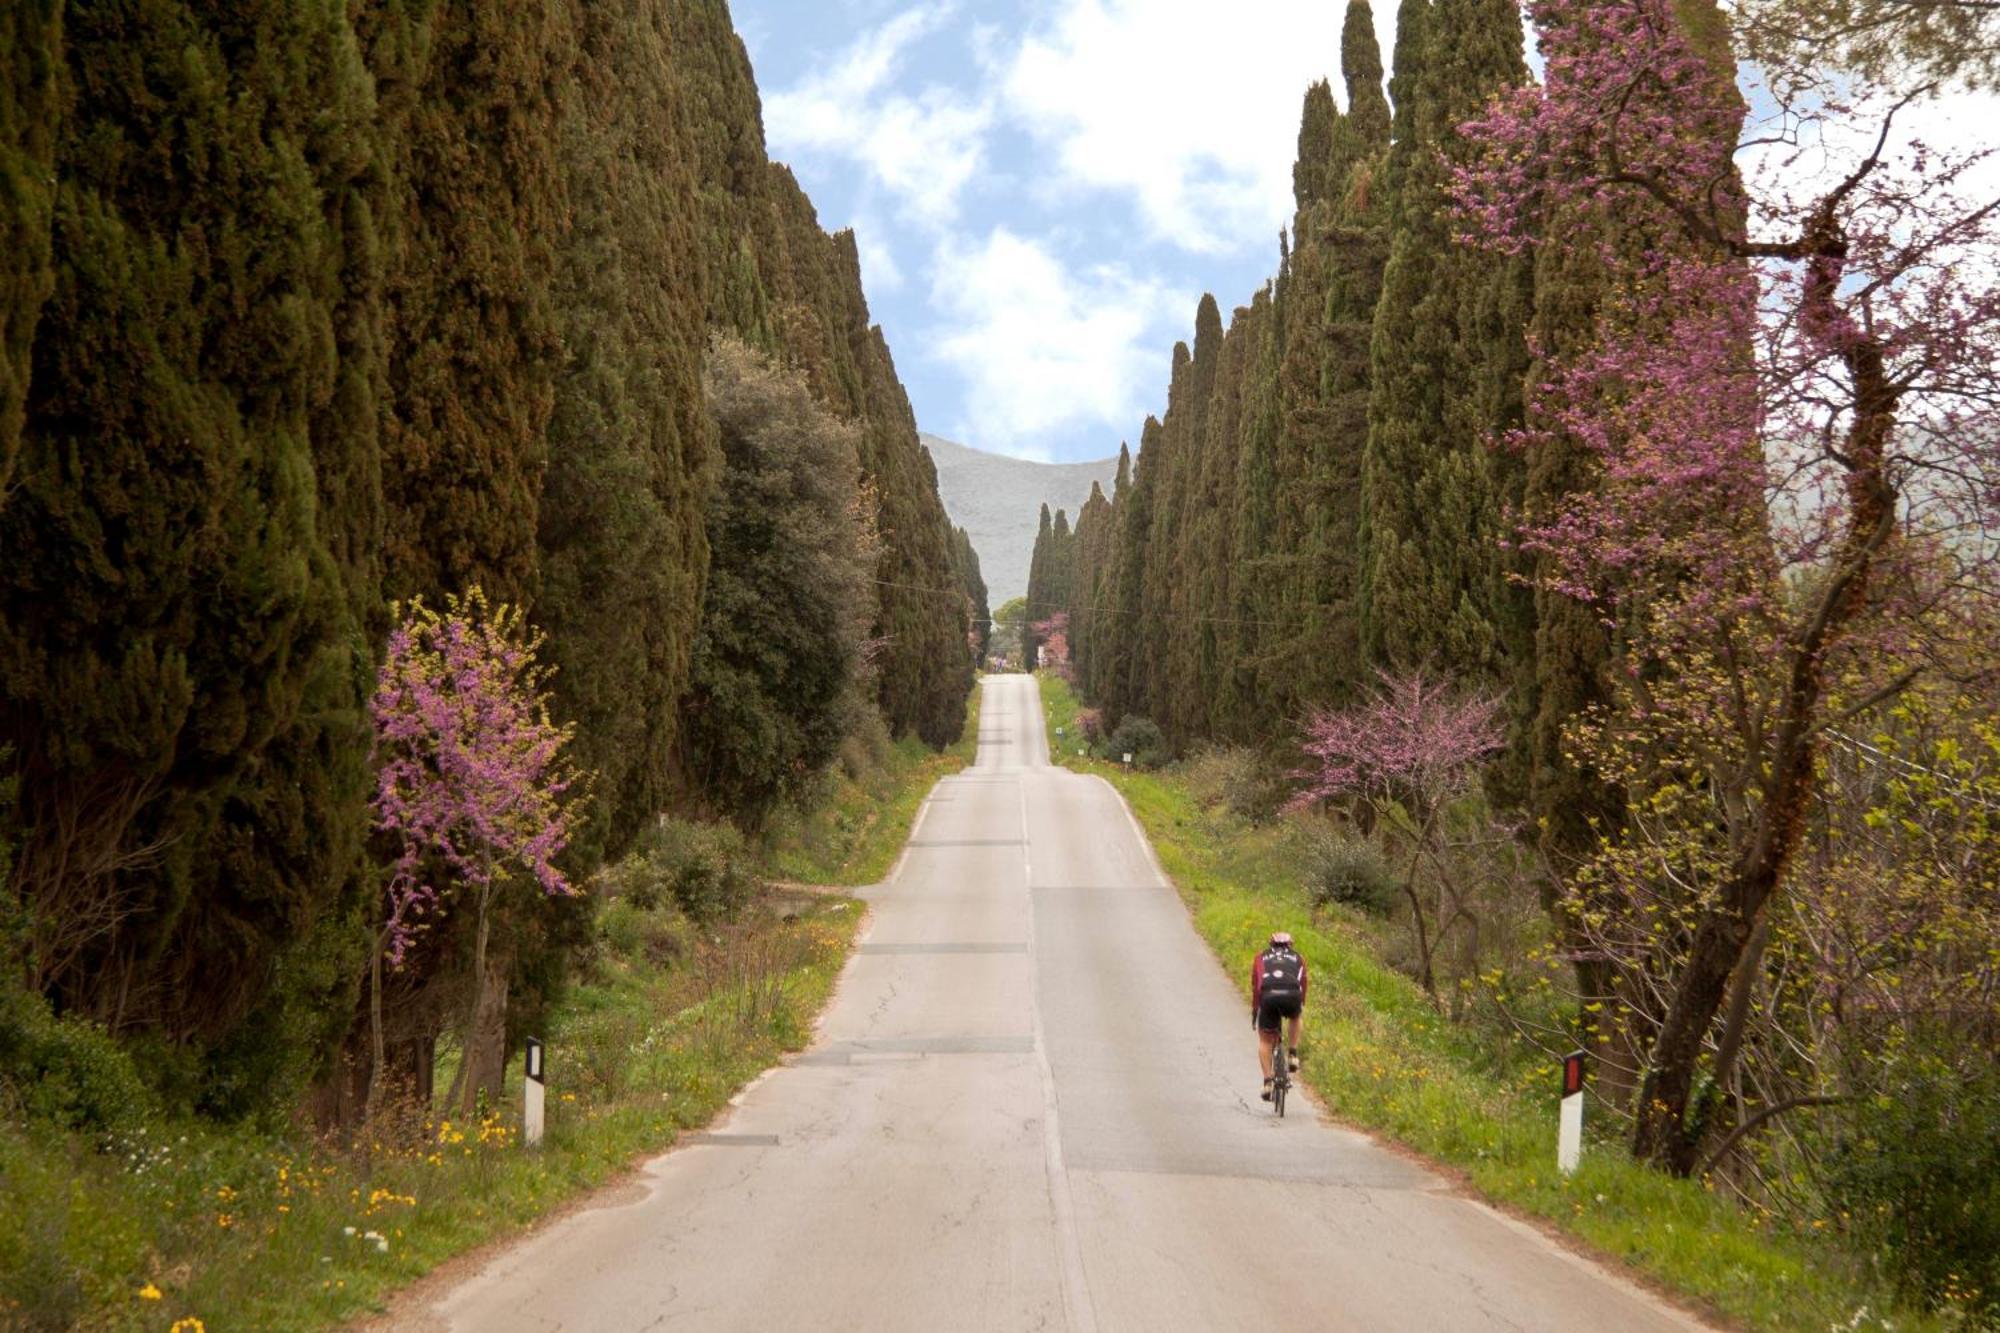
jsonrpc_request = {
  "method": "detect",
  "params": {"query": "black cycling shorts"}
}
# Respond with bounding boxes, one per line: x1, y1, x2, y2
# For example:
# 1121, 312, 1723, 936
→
1256, 994, 1302, 1033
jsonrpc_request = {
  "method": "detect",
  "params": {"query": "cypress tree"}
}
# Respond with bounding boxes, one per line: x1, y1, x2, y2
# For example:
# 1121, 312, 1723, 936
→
1190, 295, 1258, 737
1157, 301, 1223, 742
1342, 0, 1393, 145
538, 0, 714, 868
0, 0, 61, 508
1050, 508, 1074, 611
1026, 503, 1054, 665
1109, 418, 1164, 725
1292, 80, 1340, 213
1, 0, 382, 1083
1069, 480, 1114, 696
952, 526, 990, 663
372, 0, 576, 606
1358, 0, 1531, 679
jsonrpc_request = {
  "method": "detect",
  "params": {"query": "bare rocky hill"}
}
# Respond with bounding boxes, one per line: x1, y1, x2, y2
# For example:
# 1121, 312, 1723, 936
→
921, 433, 1118, 604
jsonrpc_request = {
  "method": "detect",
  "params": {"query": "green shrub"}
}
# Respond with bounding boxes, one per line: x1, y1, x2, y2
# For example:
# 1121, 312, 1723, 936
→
603, 817, 761, 924
1824, 1052, 2000, 1320
1181, 744, 1287, 823
1097, 715, 1168, 769
595, 894, 692, 968
0, 987, 153, 1136
1299, 825, 1399, 917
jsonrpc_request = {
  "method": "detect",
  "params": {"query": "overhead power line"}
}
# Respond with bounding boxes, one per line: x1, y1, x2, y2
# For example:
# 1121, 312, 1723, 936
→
866, 577, 1314, 630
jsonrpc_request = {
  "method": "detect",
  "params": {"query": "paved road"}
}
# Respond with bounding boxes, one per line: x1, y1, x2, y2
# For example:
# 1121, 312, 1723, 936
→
404, 674, 1702, 1332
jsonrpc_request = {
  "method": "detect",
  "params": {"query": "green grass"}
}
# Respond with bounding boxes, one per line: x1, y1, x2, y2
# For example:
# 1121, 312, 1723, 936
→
0, 897, 860, 1333
1, 686, 988, 1331
759, 685, 981, 886
1037, 672, 1933, 1332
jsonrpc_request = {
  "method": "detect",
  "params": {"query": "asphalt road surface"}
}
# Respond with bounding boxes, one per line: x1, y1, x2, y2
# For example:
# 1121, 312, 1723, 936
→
400, 674, 1703, 1332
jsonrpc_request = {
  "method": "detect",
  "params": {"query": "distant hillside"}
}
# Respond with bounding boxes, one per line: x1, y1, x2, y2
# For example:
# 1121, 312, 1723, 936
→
921, 433, 1118, 605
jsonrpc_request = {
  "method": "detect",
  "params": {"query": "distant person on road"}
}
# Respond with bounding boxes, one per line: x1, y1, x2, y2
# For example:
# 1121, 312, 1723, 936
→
1251, 930, 1307, 1101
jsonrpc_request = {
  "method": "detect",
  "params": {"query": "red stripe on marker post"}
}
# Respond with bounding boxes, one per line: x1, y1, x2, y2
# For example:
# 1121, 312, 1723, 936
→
1558, 1049, 1585, 1174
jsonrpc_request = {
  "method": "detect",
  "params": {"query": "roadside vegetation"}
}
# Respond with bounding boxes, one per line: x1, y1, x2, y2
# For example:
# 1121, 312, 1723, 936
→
3, 5, 988, 1328
759, 688, 982, 887
0, 683, 980, 1331
1039, 674, 1969, 1332
0, 884, 858, 1331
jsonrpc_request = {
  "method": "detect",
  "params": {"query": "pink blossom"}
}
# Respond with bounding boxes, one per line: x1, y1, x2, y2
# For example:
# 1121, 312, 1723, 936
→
370, 589, 581, 965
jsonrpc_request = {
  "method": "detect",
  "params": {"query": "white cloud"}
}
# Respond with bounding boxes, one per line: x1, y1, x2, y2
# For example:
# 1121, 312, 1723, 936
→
927, 227, 1193, 457
763, 5, 994, 226
852, 217, 906, 293
1002, 0, 1374, 254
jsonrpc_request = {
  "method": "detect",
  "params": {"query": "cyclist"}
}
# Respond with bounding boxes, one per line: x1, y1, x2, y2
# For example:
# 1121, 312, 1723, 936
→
1250, 930, 1308, 1101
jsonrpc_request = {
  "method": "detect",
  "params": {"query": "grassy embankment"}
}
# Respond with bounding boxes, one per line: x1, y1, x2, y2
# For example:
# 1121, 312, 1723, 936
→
0, 692, 982, 1332
759, 682, 981, 886
1036, 672, 1930, 1333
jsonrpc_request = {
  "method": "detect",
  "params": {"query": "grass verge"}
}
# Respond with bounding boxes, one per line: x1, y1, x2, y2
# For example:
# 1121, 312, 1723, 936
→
758, 685, 980, 886
1037, 672, 1930, 1332
1, 909, 866, 1332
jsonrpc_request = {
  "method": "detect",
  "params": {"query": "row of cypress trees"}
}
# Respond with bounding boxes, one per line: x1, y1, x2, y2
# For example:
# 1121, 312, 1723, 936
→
1025, 0, 1732, 856
0, 0, 975, 1110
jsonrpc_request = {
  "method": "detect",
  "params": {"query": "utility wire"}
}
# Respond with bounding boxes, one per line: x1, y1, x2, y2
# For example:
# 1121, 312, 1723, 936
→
866, 577, 1320, 631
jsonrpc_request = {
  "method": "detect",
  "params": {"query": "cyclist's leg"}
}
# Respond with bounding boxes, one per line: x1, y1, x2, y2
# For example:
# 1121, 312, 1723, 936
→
1257, 1023, 1277, 1080
1286, 1008, 1302, 1065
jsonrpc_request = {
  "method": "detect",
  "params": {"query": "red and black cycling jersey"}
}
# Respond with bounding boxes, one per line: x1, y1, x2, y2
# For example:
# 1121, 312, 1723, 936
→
1250, 945, 1308, 1010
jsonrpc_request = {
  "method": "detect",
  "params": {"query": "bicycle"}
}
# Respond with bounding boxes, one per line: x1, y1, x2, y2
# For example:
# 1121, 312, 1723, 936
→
1270, 1035, 1292, 1117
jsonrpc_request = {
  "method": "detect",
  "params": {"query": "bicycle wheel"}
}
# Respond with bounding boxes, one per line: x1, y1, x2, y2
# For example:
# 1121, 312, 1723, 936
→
1273, 1042, 1288, 1117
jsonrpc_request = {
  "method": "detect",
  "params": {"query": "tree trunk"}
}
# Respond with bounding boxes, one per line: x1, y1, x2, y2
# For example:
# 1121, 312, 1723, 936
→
1631, 284, 1898, 1173
446, 881, 493, 1113
458, 947, 510, 1114
447, 878, 513, 1116
364, 934, 386, 1122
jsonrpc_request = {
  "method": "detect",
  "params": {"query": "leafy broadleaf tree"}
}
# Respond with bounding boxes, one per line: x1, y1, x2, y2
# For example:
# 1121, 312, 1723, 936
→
1460, 0, 2000, 1173
1292, 671, 1504, 1006
676, 338, 880, 827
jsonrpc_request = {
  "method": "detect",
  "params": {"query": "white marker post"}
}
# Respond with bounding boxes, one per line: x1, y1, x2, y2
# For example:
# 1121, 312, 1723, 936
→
524, 1037, 546, 1148
1557, 1049, 1585, 1175
1122, 752, 1133, 771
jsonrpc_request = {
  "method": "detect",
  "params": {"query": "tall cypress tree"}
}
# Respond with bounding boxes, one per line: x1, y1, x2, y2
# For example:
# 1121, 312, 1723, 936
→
372, 0, 575, 607
1069, 479, 1114, 697
0, 0, 61, 508
1110, 417, 1164, 725
1358, 0, 1531, 680
1, 0, 382, 1081
1026, 502, 1054, 664
538, 0, 714, 868
952, 526, 989, 663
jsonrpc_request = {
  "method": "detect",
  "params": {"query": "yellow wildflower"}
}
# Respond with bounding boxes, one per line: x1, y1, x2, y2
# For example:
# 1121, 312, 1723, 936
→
137, 1282, 163, 1301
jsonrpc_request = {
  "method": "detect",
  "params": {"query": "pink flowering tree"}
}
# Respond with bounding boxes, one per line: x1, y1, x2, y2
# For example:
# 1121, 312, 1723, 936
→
1293, 671, 1505, 1007
1032, 612, 1072, 680
1458, 0, 2000, 1171
370, 587, 582, 1114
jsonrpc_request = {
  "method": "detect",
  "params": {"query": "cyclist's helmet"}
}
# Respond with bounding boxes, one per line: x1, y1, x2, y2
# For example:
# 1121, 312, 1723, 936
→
1268, 930, 1293, 948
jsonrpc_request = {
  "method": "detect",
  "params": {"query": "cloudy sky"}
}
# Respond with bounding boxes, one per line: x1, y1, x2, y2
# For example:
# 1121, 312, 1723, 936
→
732, 2, 1995, 465
733, 0, 1399, 463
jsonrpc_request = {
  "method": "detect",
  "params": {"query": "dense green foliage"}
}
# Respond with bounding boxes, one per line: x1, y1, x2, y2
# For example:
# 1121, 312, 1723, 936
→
952, 525, 991, 662
679, 340, 879, 826
0, 0, 973, 1129
0, 0, 60, 506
